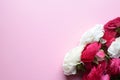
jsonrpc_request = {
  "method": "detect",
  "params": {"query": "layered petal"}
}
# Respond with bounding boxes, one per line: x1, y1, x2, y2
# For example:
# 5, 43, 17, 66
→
102, 30, 116, 47
79, 24, 104, 46
101, 74, 110, 80
103, 17, 120, 47
104, 17, 120, 30
81, 42, 101, 62
108, 37, 120, 58
82, 61, 108, 80
107, 58, 120, 75
96, 50, 105, 61
63, 45, 85, 75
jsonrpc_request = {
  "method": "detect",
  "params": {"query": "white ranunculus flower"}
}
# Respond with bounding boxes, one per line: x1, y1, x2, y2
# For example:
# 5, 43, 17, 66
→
108, 37, 120, 58
63, 45, 85, 75
79, 24, 104, 45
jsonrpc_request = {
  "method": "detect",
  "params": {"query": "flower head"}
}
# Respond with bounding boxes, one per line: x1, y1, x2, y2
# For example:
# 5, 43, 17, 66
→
108, 37, 120, 58
103, 17, 120, 47
82, 61, 109, 80
104, 17, 120, 30
63, 45, 85, 75
81, 42, 101, 62
107, 58, 120, 76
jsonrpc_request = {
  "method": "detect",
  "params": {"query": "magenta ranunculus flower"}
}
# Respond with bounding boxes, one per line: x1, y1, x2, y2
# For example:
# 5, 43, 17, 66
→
103, 17, 120, 47
107, 58, 120, 76
103, 30, 116, 47
104, 17, 120, 30
82, 61, 109, 80
81, 42, 101, 62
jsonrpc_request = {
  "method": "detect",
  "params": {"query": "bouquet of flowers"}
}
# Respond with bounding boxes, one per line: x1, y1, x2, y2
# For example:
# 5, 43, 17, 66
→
63, 17, 120, 80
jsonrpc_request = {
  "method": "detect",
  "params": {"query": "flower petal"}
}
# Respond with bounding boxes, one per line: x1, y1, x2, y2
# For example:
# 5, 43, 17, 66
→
63, 45, 85, 75
108, 37, 120, 58
79, 24, 104, 45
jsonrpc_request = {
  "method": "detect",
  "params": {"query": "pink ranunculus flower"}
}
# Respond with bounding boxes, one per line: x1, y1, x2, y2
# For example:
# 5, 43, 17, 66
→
103, 17, 120, 47
96, 50, 105, 61
81, 42, 101, 62
82, 61, 109, 80
104, 17, 120, 30
101, 74, 110, 80
107, 58, 120, 76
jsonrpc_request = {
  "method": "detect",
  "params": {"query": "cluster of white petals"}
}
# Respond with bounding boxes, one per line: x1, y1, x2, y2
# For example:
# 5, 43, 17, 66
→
63, 45, 85, 75
63, 24, 104, 75
108, 37, 120, 58
79, 24, 104, 45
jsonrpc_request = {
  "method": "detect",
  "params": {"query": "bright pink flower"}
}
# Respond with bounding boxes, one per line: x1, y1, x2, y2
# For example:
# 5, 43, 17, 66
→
101, 74, 110, 80
107, 58, 120, 76
82, 61, 109, 80
104, 17, 120, 30
83, 50, 105, 72
103, 17, 120, 47
81, 42, 101, 62
103, 30, 116, 47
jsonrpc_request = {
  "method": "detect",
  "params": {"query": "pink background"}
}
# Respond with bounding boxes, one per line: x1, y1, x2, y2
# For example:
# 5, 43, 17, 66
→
0, 0, 120, 80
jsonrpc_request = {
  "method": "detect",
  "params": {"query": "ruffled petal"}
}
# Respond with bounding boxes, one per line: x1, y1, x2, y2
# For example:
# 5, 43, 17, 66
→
63, 45, 85, 75
79, 24, 104, 45
108, 37, 120, 58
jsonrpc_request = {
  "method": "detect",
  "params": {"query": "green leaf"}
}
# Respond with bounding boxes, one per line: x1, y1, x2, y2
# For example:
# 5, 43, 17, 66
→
93, 57, 99, 65
116, 27, 120, 34
101, 44, 108, 54
105, 53, 110, 61
76, 63, 85, 72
